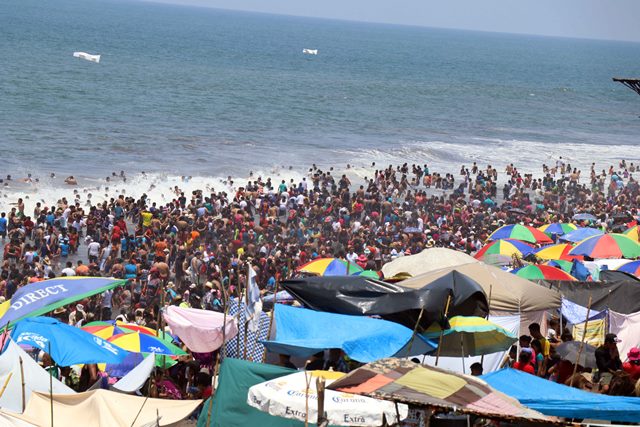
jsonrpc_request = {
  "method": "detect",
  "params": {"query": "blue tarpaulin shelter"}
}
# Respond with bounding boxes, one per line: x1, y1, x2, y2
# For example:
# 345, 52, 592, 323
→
482, 368, 640, 422
261, 305, 436, 362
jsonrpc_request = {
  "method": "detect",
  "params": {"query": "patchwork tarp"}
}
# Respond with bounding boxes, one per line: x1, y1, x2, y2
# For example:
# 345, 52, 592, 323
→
282, 272, 487, 330
399, 263, 561, 313
262, 305, 435, 362
197, 358, 302, 427
328, 358, 553, 423
163, 305, 238, 353
482, 368, 640, 422
23, 389, 201, 426
0, 340, 75, 413
609, 310, 640, 359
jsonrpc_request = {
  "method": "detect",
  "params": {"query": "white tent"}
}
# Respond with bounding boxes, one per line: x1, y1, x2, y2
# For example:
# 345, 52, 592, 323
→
0, 340, 74, 413
381, 248, 478, 278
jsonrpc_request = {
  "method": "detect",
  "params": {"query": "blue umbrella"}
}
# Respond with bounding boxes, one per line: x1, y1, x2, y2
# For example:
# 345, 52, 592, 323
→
560, 228, 603, 243
572, 213, 597, 221
11, 317, 127, 366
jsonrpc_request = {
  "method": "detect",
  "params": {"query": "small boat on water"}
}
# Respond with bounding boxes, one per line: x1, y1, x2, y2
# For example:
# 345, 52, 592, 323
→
73, 51, 101, 63
302, 48, 318, 55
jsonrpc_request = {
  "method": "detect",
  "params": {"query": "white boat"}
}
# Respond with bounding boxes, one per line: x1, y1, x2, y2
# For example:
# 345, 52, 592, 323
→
73, 51, 101, 63
302, 48, 318, 55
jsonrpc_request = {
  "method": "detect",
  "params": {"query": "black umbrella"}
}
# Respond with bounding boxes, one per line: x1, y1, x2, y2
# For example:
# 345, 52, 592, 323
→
556, 341, 597, 368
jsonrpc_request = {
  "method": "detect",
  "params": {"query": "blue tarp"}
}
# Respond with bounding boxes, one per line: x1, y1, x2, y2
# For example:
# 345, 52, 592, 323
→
561, 298, 605, 325
482, 368, 640, 422
262, 305, 436, 362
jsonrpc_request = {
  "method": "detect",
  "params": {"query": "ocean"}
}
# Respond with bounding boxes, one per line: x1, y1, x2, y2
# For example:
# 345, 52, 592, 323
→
1, 0, 640, 209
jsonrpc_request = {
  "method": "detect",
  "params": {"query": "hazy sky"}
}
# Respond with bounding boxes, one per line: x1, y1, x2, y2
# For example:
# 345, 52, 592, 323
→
144, 0, 640, 42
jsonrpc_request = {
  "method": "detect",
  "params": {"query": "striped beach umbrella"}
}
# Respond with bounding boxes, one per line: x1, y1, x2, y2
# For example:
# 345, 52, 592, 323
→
297, 257, 363, 276
108, 332, 187, 356
560, 227, 603, 243
544, 259, 574, 273
569, 233, 640, 259
474, 239, 535, 262
487, 224, 553, 244
423, 316, 517, 356
82, 324, 134, 340
615, 260, 640, 277
538, 223, 578, 237
84, 320, 157, 337
512, 265, 577, 281
623, 225, 640, 242
534, 243, 576, 260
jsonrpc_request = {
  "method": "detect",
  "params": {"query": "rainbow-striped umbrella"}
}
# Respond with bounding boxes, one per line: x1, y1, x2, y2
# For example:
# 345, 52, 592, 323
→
538, 223, 578, 237
544, 259, 574, 273
423, 316, 517, 356
474, 239, 535, 262
615, 260, 640, 277
569, 233, 640, 259
488, 224, 553, 244
108, 332, 186, 356
534, 243, 576, 260
512, 265, 577, 281
297, 258, 363, 276
623, 226, 640, 242
82, 324, 134, 340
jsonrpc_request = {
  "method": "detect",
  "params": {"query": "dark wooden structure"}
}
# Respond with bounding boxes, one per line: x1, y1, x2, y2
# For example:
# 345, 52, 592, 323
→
613, 78, 640, 96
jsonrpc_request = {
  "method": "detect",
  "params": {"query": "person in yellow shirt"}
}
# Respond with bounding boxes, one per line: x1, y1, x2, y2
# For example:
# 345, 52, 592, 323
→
140, 208, 153, 229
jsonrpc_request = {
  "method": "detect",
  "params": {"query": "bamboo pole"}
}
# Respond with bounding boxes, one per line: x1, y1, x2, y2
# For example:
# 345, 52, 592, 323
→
570, 295, 592, 388
19, 357, 25, 413
435, 294, 452, 366
262, 279, 280, 363
480, 285, 492, 367
405, 307, 425, 357
316, 377, 327, 427
0, 372, 13, 399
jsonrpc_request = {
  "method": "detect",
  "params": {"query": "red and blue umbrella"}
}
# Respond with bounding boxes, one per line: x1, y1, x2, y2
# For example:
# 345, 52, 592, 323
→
569, 233, 640, 259
474, 239, 535, 263
512, 265, 577, 281
615, 260, 640, 277
487, 224, 552, 244
538, 223, 578, 237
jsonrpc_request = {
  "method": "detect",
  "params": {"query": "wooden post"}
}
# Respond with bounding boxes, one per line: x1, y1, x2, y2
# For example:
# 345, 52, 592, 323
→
405, 307, 425, 357
435, 294, 452, 366
262, 279, 280, 363
0, 372, 13, 399
19, 357, 25, 413
570, 295, 592, 388
316, 377, 327, 427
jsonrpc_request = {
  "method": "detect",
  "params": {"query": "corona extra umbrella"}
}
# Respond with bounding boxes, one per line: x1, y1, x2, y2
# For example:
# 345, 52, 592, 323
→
615, 260, 640, 277
108, 332, 187, 357
297, 258, 363, 276
534, 243, 576, 260
487, 224, 552, 244
474, 239, 534, 263
512, 265, 577, 281
569, 233, 640, 259
538, 223, 578, 237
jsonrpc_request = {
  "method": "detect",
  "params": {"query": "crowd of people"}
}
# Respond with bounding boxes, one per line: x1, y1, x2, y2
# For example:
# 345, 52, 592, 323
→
2, 157, 640, 401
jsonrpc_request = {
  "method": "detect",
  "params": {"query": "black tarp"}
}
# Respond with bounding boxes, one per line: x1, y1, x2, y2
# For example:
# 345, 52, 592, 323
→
542, 270, 640, 314
281, 271, 488, 330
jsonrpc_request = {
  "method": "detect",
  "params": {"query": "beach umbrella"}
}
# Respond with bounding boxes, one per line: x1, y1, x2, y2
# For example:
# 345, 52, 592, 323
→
623, 225, 640, 242
422, 316, 517, 357
556, 341, 597, 368
560, 227, 603, 243
247, 370, 408, 426
512, 265, 577, 281
569, 233, 640, 259
487, 224, 553, 244
573, 213, 597, 221
615, 260, 640, 277
297, 257, 363, 276
0, 277, 127, 326
11, 317, 127, 366
108, 332, 187, 357
538, 223, 578, 237
474, 239, 535, 263
534, 243, 576, 260
544, 259, 574, 273
83, 321, 157, 337
352, 270, 380, 279
82, 324, 134, 340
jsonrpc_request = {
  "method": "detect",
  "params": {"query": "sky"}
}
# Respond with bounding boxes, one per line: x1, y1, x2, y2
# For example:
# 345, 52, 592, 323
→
143, 0, 640, 42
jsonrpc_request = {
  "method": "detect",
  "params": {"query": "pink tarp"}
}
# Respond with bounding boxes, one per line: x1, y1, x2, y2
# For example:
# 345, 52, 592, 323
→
163, 306, 238, 353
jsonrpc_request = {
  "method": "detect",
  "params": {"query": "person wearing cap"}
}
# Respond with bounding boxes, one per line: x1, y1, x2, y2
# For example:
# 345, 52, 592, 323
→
595, 333, 622, 388
622, 347, 640, 381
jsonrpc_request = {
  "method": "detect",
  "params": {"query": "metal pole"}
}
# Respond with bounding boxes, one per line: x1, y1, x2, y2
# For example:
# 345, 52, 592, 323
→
570, 295, 592, 387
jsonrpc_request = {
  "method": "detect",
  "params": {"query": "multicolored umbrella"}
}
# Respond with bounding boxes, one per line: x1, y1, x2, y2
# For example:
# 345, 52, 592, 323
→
512, 265, 577, 281
534, 243, 578, 260
568, 233, 640, 259
297, 258, 363, 276
615, 260, 640, 277
538, 222, 578, 236
423, 316, 517, 356
108, 332, 187, 356
352, 270, 380, 279
474, 239, 534, 262
623, 225, 640, 242
83, 321, 157, 338
82, 324, 134, 340
560, 227, 603, 243
487, 224, 553, 244
543, 259, 574, 273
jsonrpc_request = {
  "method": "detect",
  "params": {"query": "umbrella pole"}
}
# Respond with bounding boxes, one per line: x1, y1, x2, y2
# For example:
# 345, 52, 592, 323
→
221, 280, 230, 359
435, 294, 452, 366
262, 279, 280, 363
570, 295, 592, 388
243, 263, 250, 360
316, 376, 327, 427
235, 266, 243, 358
460, 334, 465, 374
159, 278, 166, 369
405, 307, 425, 357
19, 356, 25, 412
49, 342, 54, 427
480, 285, 492, 368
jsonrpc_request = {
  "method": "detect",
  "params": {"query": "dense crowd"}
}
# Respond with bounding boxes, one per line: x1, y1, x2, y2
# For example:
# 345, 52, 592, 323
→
2, 158, 640, 400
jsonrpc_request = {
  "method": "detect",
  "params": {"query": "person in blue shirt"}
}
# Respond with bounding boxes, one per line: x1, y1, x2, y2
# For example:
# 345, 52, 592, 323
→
59, 240, 70, 257
0, 212, 7, 241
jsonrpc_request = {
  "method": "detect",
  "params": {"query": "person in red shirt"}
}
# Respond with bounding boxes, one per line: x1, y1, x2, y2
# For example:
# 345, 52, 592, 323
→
513, 350, 535, 375
623, 347, 640, 381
